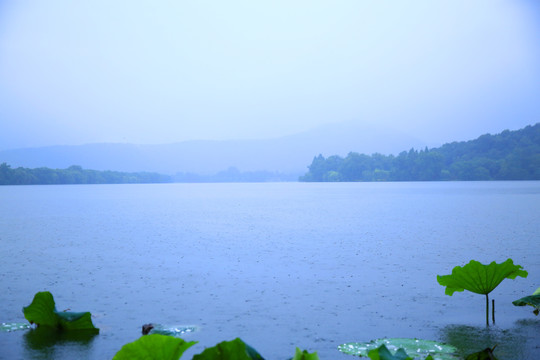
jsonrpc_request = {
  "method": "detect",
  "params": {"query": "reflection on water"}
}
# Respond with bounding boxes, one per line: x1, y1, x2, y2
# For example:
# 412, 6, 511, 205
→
23, 328, 97, 360
439, 319, 540, 360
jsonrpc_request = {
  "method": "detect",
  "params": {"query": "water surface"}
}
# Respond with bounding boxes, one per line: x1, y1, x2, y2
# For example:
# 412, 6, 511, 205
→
1, 182, 539, 359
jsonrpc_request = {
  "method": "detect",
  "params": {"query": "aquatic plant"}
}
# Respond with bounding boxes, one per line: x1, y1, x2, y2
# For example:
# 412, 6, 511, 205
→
112, 336, 324, 360
113, 334, 197, 360
291, 347, 320, 360
464, 346, 498, 360
512, 287, 540, 315
22, 291, 99, 332
338, 338, 458, 359
366, 344, 414, 360
141, 323, 199, 337
0, 322, 31, 332
192, 338, 264, 360
437, 259, 527, 326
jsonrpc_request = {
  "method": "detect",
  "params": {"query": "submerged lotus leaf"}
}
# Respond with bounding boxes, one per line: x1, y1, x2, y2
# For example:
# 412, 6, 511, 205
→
0, 322, 31, 332
437, 259, 527, 296
292, 347, 320, 360
192, 338, 264, 360
512, 287, 540, 315
147, 324, 199, 337
113, 334, 197, 360
22, 291, 99, 332
338, 338, 458, 359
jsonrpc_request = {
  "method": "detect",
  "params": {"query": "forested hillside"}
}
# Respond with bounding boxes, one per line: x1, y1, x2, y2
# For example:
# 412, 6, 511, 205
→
300, 123, 540, 181
0, 164, 171, 185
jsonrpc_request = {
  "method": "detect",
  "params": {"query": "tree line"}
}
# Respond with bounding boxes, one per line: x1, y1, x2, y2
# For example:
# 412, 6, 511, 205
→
0, 164, 297, 185
0, 164, 172, 185
300, 123, 540, 182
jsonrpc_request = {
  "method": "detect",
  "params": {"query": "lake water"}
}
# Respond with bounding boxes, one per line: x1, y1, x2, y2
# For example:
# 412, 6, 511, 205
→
0, 182, 539, 360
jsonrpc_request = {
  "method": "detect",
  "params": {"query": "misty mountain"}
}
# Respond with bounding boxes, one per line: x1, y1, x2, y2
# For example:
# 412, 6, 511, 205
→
0, 122, 426, 175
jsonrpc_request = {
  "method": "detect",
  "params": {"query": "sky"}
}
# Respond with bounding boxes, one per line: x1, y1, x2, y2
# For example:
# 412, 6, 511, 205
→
1, 0, 539, 150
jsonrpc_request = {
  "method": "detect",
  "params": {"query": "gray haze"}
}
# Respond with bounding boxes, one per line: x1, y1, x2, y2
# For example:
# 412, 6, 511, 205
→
0, 121, 427, 174
1, 1, 540, 152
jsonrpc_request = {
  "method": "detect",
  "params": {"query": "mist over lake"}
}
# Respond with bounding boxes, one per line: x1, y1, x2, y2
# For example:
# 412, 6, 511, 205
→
1, 182, 539, 359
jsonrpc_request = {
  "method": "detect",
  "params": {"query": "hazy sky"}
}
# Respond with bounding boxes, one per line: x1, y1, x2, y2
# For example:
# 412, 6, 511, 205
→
1, 1, 539, 150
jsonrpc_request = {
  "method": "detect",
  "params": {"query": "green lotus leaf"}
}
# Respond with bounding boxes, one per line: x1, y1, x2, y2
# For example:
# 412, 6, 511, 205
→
0, 322, 31, 332
292, 347, 320, 360
437, 259, 527, 296
338, 338, 458, 359
22, 291, 99, 332
113, 334, 197, 360
192, 338, 264, 360
367, 344, 413, 360
512, 287, 540, 315
23, 291, 59, 327
56, 311, 98, 331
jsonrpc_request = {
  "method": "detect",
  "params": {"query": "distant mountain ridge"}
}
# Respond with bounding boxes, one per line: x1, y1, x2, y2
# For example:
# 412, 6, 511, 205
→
0, 122, 426, 175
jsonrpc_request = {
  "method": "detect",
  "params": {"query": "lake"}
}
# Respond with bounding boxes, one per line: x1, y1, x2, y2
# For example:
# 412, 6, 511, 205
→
1, 182, 539, 359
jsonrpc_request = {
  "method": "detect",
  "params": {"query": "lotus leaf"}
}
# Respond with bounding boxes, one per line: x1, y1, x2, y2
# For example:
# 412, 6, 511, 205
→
367, 344, 413, 360
437, 259, 527, 325
192, 338, 264, 360
512, 287, 540, 315
292, 347, 320, 360
338, 338, 458, 359
22, 291, 99, 332
437, 259, 527, 296
113, 334, 197, 360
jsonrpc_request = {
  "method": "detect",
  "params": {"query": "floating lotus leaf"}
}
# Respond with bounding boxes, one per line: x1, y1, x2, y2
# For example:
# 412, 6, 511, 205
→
512, 287, 540, 315
292, 347, 320, 360
0, 322, 31, 332
113, 334, 197, 360
338, 338, 458, 359
192, 338, 264, 360
22, 291, 99, 332
146, 324, 199, 337
437, 259, 527, 296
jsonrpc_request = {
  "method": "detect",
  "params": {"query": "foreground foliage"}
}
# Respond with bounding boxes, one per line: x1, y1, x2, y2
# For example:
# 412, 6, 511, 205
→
113, 334, 197, 360
367, 344, 416, 360
338, 338, 458, 359
23, 291, 99, 332
11, 288, 530, 359
512, 287, 540, 315
192, 338, 264, 360
291, 347, 320, 360
437, 259, 527, 325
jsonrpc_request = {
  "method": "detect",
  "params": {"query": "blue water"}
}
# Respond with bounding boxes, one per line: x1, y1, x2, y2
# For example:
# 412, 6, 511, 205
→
1, 182, 539, 359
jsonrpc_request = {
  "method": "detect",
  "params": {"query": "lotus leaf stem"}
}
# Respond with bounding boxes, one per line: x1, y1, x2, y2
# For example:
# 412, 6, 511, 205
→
492, 299, 495, 324
485, 294, 489, 326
